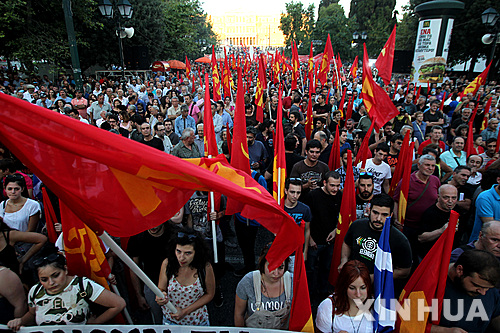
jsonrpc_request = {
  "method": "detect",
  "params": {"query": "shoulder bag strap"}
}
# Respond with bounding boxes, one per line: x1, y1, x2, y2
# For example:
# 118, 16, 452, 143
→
78, 276, 91, 303
407, 179, 431, 209
252, 271, 262, 310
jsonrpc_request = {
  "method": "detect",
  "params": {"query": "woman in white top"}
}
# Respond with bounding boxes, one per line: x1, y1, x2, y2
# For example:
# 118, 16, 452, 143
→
0, 174, 40, 232
316, 260, 374, 333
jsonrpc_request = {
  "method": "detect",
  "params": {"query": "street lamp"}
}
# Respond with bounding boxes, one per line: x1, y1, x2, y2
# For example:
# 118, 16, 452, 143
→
98, 0, 134, 81
352, 31, 367, 48
481, 7, 499, 83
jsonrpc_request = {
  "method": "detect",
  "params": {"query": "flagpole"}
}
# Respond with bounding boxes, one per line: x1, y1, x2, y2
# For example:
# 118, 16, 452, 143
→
99, 232, 178, 314
108, 276, 133, 324
277, 167, 282, 206
208, 155, 219, 264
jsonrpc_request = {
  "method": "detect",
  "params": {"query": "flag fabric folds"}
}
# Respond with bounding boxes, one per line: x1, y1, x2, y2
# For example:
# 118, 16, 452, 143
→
211, 46, 221, 101
291, 42, 300, 91
318, 34, 334, 86
203, 73, 218, 157
362, 44, 399, 131
273, 86, 286, 207
481, 96, 493, 131
185, 55, 191, 78
355, 121, 376, 168
389, 131, 410, 197
397, 211, 459, 333
374, 217, 395, 332
350, 56, 359, 78
462, 61, 491, 97
222, 49, 231, 99
308, 42, 314, 80
41, 187, 59, 244
375, 24, 397, 86
329, 150, 356, 285
328, 125, 341, 171
305, 84, 314, 141
397, 142, 415, 225
338, 87, 347, 118
464, 104, 478, 156
255, 54, 267, 123
0, 93, 302, 270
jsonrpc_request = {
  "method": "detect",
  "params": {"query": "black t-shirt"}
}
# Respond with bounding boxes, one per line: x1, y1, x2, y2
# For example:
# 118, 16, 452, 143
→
319, 144, 331, 165
168, 132, 180, 146
417, 204, 451, 258
355, 195, 370, 220
384, 153, 399, 170
127, 223, 177, 283
304, 188, 342, 245
343, 219, 412, 274
313, 103, 331, 115
284, 201, 312, 225
141, 137, 164, 151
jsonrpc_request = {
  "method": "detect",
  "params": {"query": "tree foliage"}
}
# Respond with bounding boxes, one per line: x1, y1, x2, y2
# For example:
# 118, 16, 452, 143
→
349, 0, 397, 57
313, 3, 356, 60
279, 1, 315, 54
318, 0, 339, 14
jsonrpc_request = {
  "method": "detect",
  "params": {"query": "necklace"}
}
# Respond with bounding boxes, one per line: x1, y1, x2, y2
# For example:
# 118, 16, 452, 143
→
348, 310, 364, 333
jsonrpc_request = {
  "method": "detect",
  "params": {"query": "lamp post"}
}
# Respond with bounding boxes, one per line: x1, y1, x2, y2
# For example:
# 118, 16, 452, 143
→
481, 7, 499, 83
352, 31, 367, 48
62, 0, 83, 91
98, 0, 133, 81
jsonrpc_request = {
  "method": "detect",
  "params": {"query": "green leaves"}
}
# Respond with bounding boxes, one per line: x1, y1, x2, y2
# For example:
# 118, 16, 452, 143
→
279, 1, 315, 53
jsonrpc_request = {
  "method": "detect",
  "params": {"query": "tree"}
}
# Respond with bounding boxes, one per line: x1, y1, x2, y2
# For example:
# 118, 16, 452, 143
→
318, 0, 339, 13
349, 0, 397, 57
312, 3, 356, 60
279, 1, 315, 55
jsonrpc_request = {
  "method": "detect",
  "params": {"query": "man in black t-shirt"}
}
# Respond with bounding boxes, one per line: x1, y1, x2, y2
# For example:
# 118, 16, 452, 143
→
341, 193, 412, 280
140, 122, 164, 151
417, 184, 457, 258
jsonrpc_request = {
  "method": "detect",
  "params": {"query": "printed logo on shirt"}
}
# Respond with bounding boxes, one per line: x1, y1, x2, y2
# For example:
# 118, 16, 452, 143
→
250, 300, 285, 312
355, 236, 378, 260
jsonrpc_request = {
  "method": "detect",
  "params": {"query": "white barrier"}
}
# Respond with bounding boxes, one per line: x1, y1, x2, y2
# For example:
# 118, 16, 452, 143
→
0, 325, 301, 333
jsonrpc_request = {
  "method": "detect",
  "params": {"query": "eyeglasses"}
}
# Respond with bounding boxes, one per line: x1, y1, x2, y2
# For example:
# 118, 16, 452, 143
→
5, 174, 23, 181
289, 178, 301, 181
359, 172, 373, 177
33, 253, 63, 267
178, 232, 196, 240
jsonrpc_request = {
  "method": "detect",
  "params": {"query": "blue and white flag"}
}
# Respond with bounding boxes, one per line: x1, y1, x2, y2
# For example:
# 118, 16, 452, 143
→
373, 217, 395, 332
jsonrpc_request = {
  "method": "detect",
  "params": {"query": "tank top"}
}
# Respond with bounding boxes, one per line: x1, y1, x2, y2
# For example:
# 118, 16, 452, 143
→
0, 230, 19, 274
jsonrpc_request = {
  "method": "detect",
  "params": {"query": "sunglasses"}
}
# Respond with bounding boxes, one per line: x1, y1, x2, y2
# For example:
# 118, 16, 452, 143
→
178, 232, 196, 240
359, 172, 373, 177
33, 253, 64, 267
5, 174, 24, 180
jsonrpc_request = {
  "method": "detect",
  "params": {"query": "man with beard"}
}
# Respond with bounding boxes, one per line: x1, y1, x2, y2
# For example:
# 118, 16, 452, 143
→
290, 139, 329, 198
153, 123, 173, 154
433, 250, 500, 333
340, 193, 412, 280
417, 184, 458, 259
355, 172, 374, 219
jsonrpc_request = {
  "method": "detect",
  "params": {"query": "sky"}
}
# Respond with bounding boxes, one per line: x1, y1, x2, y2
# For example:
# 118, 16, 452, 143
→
201, 0, 407, 18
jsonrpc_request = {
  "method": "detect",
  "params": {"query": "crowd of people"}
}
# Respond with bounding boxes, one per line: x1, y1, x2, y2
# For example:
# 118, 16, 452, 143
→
0, 63, 500, 333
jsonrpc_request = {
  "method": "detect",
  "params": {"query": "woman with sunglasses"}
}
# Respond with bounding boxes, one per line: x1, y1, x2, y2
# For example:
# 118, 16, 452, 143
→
234, 242, 293, 330
1, 174, 40, 233
155, 228, 215, 326
7, 248, 125, 330
315, 260, 374, 333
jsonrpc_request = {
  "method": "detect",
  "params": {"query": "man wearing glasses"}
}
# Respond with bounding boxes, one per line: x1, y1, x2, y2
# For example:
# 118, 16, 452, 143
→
154, 123, 173, 154
139, 123, 164, 151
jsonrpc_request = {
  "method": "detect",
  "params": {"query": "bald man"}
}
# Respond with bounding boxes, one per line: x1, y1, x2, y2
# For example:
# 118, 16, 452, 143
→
417, 184, 458, 259
450, 221, 500, 263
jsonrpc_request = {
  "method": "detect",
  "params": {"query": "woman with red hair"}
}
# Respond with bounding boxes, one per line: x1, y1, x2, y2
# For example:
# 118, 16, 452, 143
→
315, 260, 374, 333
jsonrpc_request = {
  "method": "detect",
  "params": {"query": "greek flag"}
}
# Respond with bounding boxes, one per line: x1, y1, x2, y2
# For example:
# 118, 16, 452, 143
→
373, 217, 395, 332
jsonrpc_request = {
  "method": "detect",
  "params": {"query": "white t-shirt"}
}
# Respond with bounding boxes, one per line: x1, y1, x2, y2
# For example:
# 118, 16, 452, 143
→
0, 198, 40, 231
316, 297, 374, 333
357, 159, 391, 195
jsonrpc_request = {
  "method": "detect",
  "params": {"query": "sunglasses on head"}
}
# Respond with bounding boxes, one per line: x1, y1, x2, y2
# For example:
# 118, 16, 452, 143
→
359, 172, 373, 177
33, 253, 64, 267
178, 232, 196, 240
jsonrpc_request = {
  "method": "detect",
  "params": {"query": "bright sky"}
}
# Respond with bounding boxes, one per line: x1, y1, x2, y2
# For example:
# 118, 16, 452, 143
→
201, 0, 406, 18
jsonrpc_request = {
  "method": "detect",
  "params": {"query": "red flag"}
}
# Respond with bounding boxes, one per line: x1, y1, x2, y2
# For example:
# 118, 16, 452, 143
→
389, 130, 410, 197
396, 141, 415, 225
328, 125, 341, 171
355, 120, 376, 168
305, 84, 314, 141
338, 87, 347, 118
289, 241, 314, 332
337, 53, 343, 71
346, 95, 354, 121
255, 55, 266, 123
329, 150, 356, 285
439, 92, 447, 112
211, 46, 221, 101
375, 24, 397, 85
318, 34, 334, 86
222, 49, 231, 98
272, 86, 286, 207
415, 86, 421, 102
42, 187, 58, 243
308, 42, 314, 80
0, 94, 303, 269
463, 61, 491, 97
349, 56, 358, 78
61, 200, 111, 289
291, 42, 300, 90
481, 96, 493, 131
185, 55, 191, 78
397, 211, 458, 333
203, 73, 218, 157
464, 103, 479, 156
393, 81, 398, 101
361, 44, 399, 131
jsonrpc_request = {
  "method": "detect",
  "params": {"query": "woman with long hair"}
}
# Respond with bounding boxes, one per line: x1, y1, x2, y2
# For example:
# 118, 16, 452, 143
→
155, 228, 215, 325
315, 260, 374, 333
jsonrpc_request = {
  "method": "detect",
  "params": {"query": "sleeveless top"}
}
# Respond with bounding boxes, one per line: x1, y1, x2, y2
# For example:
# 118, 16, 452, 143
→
0, 267, 15, 324
162, 275, 209, 325
0, 229, 19, 274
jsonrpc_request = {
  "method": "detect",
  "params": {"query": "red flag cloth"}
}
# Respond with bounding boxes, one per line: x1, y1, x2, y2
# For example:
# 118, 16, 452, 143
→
397, 141, 415, 225
211, 46, 221, 101
308, 42, 314, 80
415, 86, 421, 102
337, 53, 343, 71
255, 55, 266, 123
346, 95, 354, 121
185, 55, 191, 78
361, 44, 399, 131
318, 34, 334, 86
338, 87, 347, 118
329, 150, 356, 285
272, 86, 286, 207
375, 24, 397, 85
393, 81, 398, 101
289, 240, 314, 332
355, 120, 376, 168
0, 94, 303, 269
397, 211, 458, 333
328, 125, 341, 171
42, 187, 59, 243
389, 130, 410, 197
439, 92, 447, 112
349, 56, 358, 78
222, 49, 231, 98
481, 96, 493, 131
292, 42, 300, 91
61, 200, 111, 289
463, 61, 491, 97
305, 86, 314, 141
464, 104, 479, 156
203, 73, 218, 157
